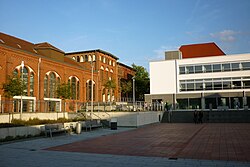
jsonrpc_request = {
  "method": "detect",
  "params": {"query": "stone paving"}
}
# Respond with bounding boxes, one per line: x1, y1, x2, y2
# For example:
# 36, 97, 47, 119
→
0, 123, 250, 167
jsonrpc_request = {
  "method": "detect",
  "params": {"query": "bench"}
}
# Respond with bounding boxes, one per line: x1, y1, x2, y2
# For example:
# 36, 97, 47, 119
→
82, 120, 102, 131
44, 123, 68, 138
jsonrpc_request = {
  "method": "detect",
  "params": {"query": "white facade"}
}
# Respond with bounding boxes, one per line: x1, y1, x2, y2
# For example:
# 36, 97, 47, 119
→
150, 60, 176, 94
150, 53, 250, 95
148, 53, 250, 109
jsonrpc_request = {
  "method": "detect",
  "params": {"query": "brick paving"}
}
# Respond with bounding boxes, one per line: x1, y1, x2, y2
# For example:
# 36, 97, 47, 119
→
47, 123, 250, 162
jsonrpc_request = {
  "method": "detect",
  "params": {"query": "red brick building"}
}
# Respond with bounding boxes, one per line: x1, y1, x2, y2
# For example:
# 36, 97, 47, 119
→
0, 32, 135, 113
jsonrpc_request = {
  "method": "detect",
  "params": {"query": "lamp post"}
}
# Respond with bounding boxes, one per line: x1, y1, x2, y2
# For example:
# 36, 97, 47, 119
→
20, 61, 24, 119
132, 76, 135, 111
91, 59, 94, 120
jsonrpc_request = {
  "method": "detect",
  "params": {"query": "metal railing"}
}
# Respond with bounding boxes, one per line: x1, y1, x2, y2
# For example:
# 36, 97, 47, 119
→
0, 100, 165, 113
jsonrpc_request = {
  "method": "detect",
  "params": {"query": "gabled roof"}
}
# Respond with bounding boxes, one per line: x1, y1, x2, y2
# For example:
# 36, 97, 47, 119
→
66, 49, 119, 60
117, 62, 135, 71
0, 32, 37, 54
34, 42, 65, 53
179, 42, 226, 59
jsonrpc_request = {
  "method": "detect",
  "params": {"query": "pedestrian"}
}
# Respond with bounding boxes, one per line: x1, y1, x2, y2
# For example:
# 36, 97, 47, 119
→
164, 102, 168, 112
193, 110, 198, 124
198, 110, 203, 123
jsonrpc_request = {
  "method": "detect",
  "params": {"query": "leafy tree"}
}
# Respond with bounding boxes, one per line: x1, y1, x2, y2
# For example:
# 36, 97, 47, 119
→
56, 83, 72, 100
2, 75, 25, 98
120, 79, 132, 98
132, 63, 150, 101
56, 83, 72, 112
104, 79, 116, 101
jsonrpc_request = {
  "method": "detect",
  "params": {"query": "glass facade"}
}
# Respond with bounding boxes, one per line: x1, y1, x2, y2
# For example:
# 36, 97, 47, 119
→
179, 61, 250, 74
180, 77, 250, 92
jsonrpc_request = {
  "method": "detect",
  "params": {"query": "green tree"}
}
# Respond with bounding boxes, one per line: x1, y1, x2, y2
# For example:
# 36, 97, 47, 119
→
120, 79, 132, 98
2, 75, 25, 98
132, 63, 150, 101
56, 83, 72, 100
104, 79, 116, 101
56, 83, 72, 112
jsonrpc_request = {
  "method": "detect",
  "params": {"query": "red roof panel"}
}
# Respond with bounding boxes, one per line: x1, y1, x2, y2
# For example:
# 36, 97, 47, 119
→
179, 42, 225, 59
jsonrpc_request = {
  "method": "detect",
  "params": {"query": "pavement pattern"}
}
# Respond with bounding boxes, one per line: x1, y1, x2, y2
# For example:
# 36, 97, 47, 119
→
1, 123, 250, 167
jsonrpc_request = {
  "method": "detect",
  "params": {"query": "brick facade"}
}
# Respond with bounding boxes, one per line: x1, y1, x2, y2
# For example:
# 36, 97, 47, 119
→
0, 32, 135, 113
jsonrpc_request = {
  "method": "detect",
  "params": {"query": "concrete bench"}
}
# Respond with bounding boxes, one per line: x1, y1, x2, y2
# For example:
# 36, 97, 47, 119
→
82, 120, 102, 131
44, 123, 67, 138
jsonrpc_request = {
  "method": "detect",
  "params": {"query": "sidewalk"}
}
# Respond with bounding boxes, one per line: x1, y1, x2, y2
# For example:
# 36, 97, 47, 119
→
1, 124, 250, 167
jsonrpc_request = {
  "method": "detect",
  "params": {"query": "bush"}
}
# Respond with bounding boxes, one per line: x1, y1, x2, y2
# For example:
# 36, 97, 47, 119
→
0, 117, 86, 128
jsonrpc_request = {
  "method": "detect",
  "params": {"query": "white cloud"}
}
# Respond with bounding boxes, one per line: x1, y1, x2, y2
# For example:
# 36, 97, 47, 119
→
210, 30, 240, 42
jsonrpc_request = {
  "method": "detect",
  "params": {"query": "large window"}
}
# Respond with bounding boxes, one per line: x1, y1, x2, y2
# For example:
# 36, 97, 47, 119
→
179, 76, 250, 92
44, 72, 60, 98
86, 80, 95, 101
13, 65, 34, 97
68, 76, 80, 100
179, 61, 250, 75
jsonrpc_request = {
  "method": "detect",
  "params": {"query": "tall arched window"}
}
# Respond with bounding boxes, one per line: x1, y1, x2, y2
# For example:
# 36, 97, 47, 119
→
49, 72, 56, 98
30, 72, 34, 96
86, 80, 95, 101
44, 72, 60, 98
68, 76, 80, 100
13, 65, 35, 97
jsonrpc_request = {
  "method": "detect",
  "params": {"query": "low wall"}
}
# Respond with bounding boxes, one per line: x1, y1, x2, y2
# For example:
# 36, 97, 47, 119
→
161, 110, 250, 123
0, 112, 69, 123
0, 125, 43, 139
70, 111, 163, 127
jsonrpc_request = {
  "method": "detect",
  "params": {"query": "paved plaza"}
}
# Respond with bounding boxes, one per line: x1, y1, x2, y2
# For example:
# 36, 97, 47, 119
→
1, 123, 250, 167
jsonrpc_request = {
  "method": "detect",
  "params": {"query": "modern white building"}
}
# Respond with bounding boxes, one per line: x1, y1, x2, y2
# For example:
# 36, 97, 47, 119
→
145, 43, 250, 110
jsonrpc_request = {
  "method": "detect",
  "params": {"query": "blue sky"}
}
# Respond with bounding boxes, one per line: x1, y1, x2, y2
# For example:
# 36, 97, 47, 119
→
1, 0, 250, 70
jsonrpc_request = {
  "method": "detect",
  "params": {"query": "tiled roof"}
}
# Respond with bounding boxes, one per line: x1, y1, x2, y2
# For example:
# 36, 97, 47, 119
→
34, 42, 65, 53
0, 32, 37, 54
179, 42, 225, 59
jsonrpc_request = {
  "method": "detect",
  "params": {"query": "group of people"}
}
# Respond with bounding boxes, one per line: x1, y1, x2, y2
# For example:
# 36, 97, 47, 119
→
193, 110, 203, 124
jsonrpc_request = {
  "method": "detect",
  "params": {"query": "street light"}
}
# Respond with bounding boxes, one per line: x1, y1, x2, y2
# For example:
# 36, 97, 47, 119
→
90, 58, 95, 121
20, 61, 24, 119
132, 76, 135, 111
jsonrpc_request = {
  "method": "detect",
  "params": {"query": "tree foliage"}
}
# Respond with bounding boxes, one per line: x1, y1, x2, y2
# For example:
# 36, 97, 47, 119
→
132, 63, 150, 101
2, 75, 25, 98
121, 80, 132, 95
56, 83, 72, 100
104, 79, 116, 91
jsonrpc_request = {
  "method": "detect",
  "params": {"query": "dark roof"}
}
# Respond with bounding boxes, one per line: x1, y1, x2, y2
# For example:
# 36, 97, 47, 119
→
0, 32, 37, 54
179, 42, 226, 59
117, 62, 135, 71
0, 32, 64, 54
66, 49, 119, 60
34, 42, 65, 53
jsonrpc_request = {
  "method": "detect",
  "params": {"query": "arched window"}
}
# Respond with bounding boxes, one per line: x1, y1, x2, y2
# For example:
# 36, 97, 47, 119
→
44, 75, 48, 97
30, 72, 34, 96
68, 76, 80, 100
72, 56, 76, 60
86, 80, 95, 101
80, 56, 84, 62
13, 65, 34, 96
77, 56, 80, 62
92, 55, 96, 61
44, 72, 60, 98
88, 55, 92, 62
49, 72, 56, 98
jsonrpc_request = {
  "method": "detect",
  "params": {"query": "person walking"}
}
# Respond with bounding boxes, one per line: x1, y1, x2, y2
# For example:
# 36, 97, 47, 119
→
193, 110, 198, 124
198, 110, 203, 123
